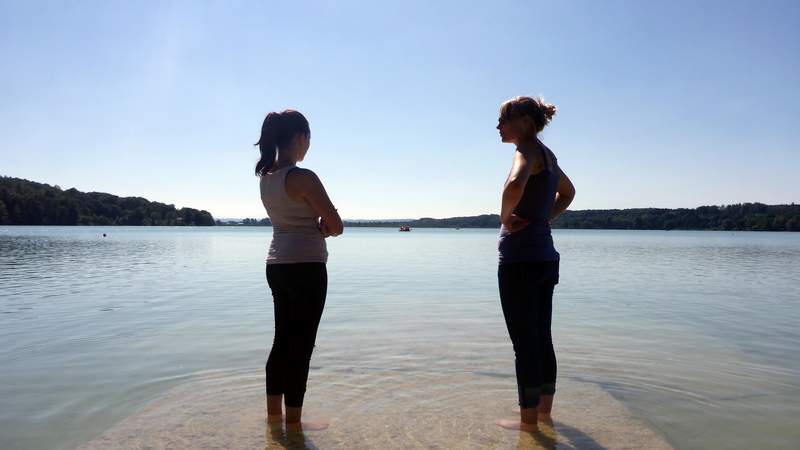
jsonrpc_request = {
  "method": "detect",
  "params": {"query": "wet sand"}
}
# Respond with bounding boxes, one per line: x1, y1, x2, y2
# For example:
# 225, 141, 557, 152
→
78, 369, 673, 449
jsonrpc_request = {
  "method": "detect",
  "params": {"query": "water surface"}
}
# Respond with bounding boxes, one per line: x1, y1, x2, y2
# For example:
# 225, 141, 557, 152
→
1, 227, 798, 449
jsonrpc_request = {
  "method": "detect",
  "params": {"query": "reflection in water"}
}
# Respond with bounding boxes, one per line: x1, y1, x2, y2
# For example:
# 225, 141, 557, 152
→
511, 418, 608, 449
266, 422, 318, 450
514, 423, 557, 450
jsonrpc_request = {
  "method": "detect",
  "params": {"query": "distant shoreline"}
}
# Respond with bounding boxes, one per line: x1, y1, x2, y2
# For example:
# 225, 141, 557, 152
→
3, 224, 798, 233
223, 205, 800, 232
2, 176, 798, 231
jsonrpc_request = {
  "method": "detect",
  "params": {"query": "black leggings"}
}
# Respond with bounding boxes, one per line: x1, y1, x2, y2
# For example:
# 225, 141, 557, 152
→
498, 261, 558, 408
265, 263, 327, 408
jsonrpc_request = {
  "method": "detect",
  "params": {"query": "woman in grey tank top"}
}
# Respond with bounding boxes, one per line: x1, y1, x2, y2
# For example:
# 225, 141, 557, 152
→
494, 97, 576, 432
255, 110, 343, 432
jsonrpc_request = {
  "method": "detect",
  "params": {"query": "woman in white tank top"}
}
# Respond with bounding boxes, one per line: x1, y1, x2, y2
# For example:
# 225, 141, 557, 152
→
255, 109, 343, 432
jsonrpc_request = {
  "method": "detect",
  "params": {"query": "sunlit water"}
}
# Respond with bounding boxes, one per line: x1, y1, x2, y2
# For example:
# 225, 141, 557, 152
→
1, 227, 798, 449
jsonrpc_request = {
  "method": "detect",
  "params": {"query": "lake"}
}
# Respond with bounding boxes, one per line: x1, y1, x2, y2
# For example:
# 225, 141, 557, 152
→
1, 227, 798, 449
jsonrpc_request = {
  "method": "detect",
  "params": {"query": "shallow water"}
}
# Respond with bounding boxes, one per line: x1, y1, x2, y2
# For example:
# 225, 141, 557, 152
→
76, 371, 670, 450
1, 227, 799, 449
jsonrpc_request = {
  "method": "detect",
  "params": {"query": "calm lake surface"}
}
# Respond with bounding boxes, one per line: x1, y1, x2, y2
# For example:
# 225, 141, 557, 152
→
1, 227, 799, 449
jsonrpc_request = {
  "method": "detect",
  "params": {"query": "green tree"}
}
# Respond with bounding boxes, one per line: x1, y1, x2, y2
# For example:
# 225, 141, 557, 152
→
0, 176, 216, 226
0, 200, 9, 224
787, 216, 800, 232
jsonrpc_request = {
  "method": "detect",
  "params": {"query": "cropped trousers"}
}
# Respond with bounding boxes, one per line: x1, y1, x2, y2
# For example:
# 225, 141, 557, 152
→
498, 260, 559, 408
265, 262, 327, 408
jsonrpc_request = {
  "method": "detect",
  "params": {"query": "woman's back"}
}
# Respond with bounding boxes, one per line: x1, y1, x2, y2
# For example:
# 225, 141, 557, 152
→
260, 165, 327, 264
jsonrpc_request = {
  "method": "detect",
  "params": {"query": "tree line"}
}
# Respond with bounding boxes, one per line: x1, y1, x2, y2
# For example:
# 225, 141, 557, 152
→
3, 175, 796, 231
553, 204, 800, 231
217, 218, 272, 226
227, 206, 800, 231
0, 176, 215, 226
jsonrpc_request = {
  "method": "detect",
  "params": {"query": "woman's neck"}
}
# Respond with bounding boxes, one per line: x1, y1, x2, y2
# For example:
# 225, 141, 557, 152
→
516, 136, 541, 154
273, 152, 298, 171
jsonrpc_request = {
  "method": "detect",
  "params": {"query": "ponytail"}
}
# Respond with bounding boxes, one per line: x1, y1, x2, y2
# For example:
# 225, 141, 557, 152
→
254, 110, 310, 176
255, 112, 282, 176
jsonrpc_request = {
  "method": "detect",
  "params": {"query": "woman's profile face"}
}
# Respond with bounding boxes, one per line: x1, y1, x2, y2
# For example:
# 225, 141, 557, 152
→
497, 115, 523, 144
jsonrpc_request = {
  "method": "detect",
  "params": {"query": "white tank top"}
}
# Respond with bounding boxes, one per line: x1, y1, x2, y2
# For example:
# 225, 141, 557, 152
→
260, 165, 328, 264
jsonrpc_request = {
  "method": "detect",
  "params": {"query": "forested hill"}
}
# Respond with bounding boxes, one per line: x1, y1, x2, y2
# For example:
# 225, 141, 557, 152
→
341, 204, 800, 231
3, 175, 796, 231
0, 176, 215, 226
553, 205, 800, 231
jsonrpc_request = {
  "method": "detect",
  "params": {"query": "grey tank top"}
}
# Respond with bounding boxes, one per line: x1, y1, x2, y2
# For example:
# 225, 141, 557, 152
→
260, 165, 328, 264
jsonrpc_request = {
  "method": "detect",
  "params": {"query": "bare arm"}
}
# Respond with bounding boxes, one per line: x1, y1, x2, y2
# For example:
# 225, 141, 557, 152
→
550, 167, 575, 221
501, 149, 533, 227
286, 168, 344, 237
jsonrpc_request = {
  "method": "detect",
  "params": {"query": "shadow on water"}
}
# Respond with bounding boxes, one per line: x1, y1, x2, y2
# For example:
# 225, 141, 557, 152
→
266, 422, 319, 450
514, 418, 607, 450
555, 421, 607, 449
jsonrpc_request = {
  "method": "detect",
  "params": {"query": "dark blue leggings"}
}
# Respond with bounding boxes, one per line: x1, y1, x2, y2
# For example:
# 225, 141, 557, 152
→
265, 263, 327, 408
498, 261, 558, 408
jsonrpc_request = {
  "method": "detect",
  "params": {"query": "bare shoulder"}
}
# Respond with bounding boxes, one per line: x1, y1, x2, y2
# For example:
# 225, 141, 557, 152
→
526, 142, 555, 175
287, 167, 320, 185
285, 168, 324, 200
289, 167, 317, 178
539, 141, 557, 161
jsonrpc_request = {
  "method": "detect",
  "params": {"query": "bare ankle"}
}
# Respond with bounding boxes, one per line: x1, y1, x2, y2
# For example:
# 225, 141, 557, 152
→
267, 394, 283, 418
285, 406, 302, 425
520, 407, 538, 425
538, 394, 554, 415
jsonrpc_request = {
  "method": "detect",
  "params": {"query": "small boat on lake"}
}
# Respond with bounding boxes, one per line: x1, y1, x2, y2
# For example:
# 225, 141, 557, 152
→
399, 226, 411, 232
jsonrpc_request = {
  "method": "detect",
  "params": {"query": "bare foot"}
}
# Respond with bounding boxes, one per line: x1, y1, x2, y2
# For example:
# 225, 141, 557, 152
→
496, 418, 538, 432
538, 416, 555, 428
267, 414, 282, 424
286, 420, 329, 432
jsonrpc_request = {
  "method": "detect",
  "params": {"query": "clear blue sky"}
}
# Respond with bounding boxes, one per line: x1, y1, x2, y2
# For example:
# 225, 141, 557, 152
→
1, 1, 798, 219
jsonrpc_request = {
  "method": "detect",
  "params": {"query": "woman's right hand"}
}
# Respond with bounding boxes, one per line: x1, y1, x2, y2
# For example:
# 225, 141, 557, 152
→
505, 213, 530, 233
318, 217, 334, 238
